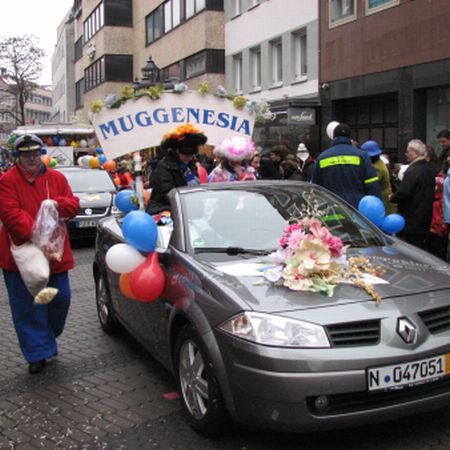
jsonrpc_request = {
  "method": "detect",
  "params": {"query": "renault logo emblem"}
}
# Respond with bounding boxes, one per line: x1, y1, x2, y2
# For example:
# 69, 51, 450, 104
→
397, 317, 417, 344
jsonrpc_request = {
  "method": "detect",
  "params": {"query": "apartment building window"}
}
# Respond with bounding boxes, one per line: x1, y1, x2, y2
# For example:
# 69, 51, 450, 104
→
233, 53, 243, 94
185, 0, 206, 19
185, 52, 206, 79
146, 5, 163, 44
270, 39, 283, 86
83, 2, 104, 43
366, 0, 399, 15
164, 0, 182, 32
232, 0, 241, 17
85, 57, 105, 91
74, 37, 83, 62
293, 30, 307, 80
250, 47, 261, 90
329, 0, 356, 28
75, 79, 84, 109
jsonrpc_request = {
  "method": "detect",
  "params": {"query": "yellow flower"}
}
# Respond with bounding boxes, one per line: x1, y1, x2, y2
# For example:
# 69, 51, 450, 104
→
197, 81, 209, 95
90, 100, 104, 113
120, 85, 135, 99
233, 95, 247, 109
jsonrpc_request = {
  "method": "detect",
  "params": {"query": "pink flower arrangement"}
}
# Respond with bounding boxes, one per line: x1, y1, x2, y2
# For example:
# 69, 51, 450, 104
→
263, 218, 347, 296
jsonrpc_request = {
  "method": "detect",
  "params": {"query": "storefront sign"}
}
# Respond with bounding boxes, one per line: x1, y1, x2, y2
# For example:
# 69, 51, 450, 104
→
93, 92, 256, 160
288, 107, 316, 125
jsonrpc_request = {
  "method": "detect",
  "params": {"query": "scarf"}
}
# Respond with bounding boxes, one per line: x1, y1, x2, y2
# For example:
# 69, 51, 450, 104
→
16, 161, 45, 184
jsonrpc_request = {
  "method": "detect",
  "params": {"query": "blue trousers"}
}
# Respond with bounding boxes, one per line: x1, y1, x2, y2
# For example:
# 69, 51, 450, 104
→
3, 270, 71, 363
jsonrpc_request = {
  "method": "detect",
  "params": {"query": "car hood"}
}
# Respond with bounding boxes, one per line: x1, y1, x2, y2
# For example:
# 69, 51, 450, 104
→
199, 244, 450, 313
75, 192, 114, 208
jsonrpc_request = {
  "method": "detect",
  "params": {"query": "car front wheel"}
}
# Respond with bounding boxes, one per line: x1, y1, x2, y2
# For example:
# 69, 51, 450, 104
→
95, 273, 118, 333
175, 325, 229, 435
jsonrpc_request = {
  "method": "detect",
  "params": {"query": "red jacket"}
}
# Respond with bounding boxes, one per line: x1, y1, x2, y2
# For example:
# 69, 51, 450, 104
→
0, 165, 80, 273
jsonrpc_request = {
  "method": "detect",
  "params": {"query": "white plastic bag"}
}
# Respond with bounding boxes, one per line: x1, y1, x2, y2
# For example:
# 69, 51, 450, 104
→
31, 199, 66, 262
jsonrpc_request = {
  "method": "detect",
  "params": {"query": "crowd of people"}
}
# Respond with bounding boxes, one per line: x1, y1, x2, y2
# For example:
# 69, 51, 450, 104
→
1, 125, 450, 374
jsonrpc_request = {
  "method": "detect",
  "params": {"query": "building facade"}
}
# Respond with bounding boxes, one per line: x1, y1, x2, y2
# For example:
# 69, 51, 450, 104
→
72, 0, 225, 121
24, 87, 53, 125
51, 10, 76, 123
225, 0, 319, 154
320, 0, 450, 161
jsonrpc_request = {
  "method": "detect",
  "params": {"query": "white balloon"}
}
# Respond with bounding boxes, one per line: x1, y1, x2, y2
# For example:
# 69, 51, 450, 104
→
105, 243, 146, 274
326, 121, 340, 140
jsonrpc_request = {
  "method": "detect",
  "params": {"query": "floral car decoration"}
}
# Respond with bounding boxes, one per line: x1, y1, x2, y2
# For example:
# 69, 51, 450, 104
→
263, 215, 386, 304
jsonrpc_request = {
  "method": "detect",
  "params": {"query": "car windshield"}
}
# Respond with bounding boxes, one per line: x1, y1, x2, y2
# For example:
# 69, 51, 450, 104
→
182, 185, 386, 253
59, 169, 116, 193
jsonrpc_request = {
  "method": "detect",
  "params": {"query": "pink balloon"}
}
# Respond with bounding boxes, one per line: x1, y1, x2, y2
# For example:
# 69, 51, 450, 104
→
197, 165, 208, 184
129, 253, 165, 302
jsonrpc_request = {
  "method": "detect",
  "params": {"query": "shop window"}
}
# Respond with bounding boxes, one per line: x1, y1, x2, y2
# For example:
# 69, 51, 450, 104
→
329, 0, 356, 28
366, 0, 399, 16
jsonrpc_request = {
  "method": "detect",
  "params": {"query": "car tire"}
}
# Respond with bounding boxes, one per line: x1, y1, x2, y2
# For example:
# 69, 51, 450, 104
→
175, 325, 229, 435
95, 273, 118, 334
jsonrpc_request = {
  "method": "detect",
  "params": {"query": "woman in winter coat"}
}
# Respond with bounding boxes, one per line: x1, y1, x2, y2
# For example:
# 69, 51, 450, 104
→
147, 124, 207, 215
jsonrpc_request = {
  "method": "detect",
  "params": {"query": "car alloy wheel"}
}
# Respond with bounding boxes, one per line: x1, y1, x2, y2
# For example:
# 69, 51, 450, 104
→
95, 274, 118, 333
175, 325, 228, 434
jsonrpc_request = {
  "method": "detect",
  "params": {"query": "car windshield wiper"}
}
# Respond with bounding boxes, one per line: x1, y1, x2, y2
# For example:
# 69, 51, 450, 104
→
195, 246, 274, 256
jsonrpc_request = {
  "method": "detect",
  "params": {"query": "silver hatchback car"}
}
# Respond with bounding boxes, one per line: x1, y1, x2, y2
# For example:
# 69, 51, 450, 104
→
93, 181, 450, 434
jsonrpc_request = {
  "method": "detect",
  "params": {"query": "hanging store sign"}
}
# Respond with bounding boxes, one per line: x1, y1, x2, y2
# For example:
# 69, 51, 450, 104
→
288, 107, 316, 125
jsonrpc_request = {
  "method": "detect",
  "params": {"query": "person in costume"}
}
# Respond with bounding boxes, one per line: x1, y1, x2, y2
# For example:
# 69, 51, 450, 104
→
209, 136, 256, 183
147, 123, 207, 214
0, 135, 80, 374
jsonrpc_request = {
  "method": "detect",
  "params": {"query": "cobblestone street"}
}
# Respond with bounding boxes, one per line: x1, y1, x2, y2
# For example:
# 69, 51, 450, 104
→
1, 245, 450, 449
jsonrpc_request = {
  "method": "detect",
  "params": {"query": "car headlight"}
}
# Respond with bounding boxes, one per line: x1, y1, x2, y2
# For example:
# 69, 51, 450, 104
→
219, 312, 330, 348
110, 205, 121, 215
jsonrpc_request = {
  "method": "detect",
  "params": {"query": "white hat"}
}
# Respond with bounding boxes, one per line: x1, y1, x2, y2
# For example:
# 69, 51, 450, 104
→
297, 143, 308, 153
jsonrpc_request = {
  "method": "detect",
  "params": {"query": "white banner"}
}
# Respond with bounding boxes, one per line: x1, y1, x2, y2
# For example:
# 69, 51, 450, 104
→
92, 91, 256, 160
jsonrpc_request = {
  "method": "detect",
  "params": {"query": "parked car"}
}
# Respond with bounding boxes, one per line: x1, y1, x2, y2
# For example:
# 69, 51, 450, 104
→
93, 180, 450, 434
57, 166, 119, 239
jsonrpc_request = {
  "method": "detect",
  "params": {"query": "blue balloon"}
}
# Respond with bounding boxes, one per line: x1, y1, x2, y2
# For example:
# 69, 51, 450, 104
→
115, 189, 138, 214
381, 214, 405, 234
358, 195, 385, 226
59, 138, 67, 146
96, 147, 104, 154
98, 154, 107, 165
122, 210, 158, 252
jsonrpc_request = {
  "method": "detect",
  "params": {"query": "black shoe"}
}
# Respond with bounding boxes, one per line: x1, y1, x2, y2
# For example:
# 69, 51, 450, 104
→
28, 360, 46, 374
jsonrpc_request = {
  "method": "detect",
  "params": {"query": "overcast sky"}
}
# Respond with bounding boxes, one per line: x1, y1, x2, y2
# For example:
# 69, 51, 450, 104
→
0, 0, 74, 86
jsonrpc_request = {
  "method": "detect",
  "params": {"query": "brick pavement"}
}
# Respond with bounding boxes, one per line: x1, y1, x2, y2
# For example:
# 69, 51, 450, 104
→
1, 246, 450, 450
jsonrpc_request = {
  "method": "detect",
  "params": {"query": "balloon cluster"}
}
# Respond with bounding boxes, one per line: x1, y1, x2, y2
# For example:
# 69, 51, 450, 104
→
77, 148, 115, 171
41, 155, 58, 168
105, 207, 164, 302
40, 136, 96, 148
358, 196, 405, 234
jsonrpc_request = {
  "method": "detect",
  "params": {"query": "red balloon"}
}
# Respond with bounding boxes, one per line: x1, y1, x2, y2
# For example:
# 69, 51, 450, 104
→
197, 164, 208, 184
130, 252, 165, 302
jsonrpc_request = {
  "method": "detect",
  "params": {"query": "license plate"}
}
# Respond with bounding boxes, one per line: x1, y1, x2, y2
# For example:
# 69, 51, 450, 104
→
367, 354, 450, 391
76, 220, 97, 228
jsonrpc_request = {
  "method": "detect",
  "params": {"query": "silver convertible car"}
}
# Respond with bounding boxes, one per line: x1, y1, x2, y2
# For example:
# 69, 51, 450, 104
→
93, 181, 450, 434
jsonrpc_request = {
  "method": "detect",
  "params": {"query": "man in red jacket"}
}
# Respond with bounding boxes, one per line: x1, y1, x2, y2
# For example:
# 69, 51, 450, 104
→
0, 135, 80, 374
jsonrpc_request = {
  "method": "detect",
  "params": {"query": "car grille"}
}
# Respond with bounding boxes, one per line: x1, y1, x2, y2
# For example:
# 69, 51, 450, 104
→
306, 377, 450, 416
326, 320, 380, 347
419, 306, 450, 334
80, 207, 108, 216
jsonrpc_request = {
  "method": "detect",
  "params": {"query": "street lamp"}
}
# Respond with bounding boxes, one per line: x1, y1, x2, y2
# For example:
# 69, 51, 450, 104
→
133, 56, 160, 91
